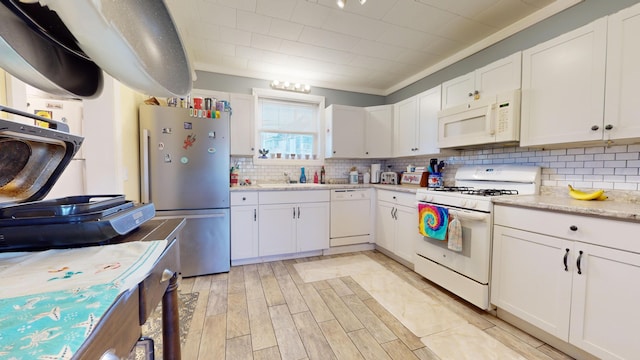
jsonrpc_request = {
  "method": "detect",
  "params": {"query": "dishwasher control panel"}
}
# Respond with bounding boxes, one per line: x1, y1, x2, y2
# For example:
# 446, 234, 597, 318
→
331, 189, 371, 200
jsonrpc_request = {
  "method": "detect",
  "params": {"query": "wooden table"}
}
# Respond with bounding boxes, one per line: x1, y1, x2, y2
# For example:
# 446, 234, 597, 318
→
72, 218, 185, 360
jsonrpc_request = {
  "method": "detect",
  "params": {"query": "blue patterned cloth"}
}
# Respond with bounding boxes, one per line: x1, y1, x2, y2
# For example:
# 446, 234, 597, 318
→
0, 283, 122, 359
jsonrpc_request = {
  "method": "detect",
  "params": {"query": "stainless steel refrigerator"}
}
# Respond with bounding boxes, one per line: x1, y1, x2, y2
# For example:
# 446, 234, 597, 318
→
139, 104, 230, 277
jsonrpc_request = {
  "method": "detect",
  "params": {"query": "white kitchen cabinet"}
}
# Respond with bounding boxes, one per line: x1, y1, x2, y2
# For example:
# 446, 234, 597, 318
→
520, 18, 607, 147
393, 96, 418, 157
375, 190, 417, 264
492, 205, 640, 360
229, 93, 256, 156
441, 52, 521, 110
258, 190, 329, 256
364, 105, 393, 158
325, 104, 365, 158
230, 192, 259, 262
393, 85, 441, 157
604, 2, 640, 142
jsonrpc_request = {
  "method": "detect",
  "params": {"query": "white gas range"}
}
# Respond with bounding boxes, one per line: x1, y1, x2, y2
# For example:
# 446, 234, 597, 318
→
414, 165, 541, 309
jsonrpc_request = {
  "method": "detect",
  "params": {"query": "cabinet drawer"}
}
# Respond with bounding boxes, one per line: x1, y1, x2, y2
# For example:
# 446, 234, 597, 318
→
231, 191, 258, 205
494, 205, 640, 253
259, 190, 330, 204
377, 190, 416, 208
138, 239, 179, 324
74, 288, 140, 359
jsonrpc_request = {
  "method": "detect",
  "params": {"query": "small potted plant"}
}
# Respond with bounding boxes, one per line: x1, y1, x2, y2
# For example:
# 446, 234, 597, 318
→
258, 149, 269, 159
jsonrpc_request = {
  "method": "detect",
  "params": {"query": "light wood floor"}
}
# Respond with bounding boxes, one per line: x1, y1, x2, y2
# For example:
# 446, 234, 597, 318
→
177, 250, 574, 360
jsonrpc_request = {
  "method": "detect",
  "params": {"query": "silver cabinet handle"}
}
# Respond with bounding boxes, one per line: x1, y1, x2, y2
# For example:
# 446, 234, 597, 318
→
254, 208, 257, 221
297, 207, 300, 219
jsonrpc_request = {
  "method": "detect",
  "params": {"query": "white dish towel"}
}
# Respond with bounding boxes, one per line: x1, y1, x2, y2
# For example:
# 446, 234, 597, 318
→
447, 216, 462, 252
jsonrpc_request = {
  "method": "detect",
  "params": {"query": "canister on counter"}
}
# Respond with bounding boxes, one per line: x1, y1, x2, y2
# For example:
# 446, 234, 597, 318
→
428, 172, 443, 188
204, 97, 213, 110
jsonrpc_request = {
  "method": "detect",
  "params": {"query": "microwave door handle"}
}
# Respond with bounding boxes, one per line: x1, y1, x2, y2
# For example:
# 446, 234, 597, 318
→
450, 209, 489, 222
486, 104, 496, 136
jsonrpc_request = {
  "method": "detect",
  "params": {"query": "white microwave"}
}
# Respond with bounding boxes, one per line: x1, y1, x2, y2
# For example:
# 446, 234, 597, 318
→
437, 90, 520, 149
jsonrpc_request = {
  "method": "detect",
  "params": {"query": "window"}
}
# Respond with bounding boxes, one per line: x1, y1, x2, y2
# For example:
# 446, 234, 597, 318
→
253, 89, 325, 164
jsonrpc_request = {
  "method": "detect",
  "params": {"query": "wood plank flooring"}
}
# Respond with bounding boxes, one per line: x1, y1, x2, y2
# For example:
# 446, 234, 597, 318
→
178, 251, 574, 360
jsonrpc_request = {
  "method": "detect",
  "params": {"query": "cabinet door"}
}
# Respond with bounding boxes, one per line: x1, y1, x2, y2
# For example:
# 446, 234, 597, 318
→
569, 243, 640, 360
394, 204, 417, 264
416, 86, 441, 156
375, 201, 396, 252
325, 105, 365, 158
229, 93, 256, 156
230, 206, 259, 261
605, 3, 640, 141
297, 202, 330, 252
393, 96, 418, 157
259, 204, 296, 256
491, 225, 573, 341
475, 52, 521, 100
364, 105, 393, 158
520, 18, 607, 147
441, 72, 474, 109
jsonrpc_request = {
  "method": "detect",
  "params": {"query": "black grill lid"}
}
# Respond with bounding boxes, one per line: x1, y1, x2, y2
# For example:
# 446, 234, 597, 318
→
0, 105, 82, 205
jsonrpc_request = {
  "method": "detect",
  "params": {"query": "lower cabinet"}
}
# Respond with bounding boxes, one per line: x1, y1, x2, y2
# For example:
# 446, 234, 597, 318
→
231, 190, 330, 262
492, 205, 640, 360
230, 192, 259, 262
375, 190, 417, 264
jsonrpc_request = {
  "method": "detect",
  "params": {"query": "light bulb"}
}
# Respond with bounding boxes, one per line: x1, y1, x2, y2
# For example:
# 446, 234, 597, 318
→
337, 0, 346, 9
359, 0, 366, 4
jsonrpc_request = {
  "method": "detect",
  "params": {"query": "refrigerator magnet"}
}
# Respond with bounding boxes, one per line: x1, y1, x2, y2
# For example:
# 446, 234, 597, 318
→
181, 156, 189, 164
158, 142, 164, 151
183, 134, 196, 149
164, 154, 172, 163
208, 147, 216, 154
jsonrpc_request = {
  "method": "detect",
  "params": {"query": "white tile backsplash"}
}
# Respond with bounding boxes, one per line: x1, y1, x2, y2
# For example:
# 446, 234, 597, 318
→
232, 143, 640, 191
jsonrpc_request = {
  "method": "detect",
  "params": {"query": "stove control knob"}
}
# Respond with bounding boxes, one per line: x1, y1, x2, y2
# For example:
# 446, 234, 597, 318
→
466, 201, 477, 209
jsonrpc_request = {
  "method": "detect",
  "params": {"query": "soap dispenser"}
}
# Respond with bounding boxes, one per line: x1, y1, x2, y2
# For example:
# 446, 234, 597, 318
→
300, 167, 306, 183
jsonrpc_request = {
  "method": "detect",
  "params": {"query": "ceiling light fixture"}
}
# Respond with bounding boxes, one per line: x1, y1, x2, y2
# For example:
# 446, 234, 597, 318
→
270, 80, 311, 93
337, 0, 367, 8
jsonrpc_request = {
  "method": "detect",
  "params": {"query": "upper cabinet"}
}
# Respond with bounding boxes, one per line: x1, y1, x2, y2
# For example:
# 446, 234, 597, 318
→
325, 104, 366, 159
520, 18, 607, 147
364, 105, 393, 158
229, 93, 256, 156
441, 52, 521, 110
604, 3, 640, 142
394, 85, 441, 157
325, 104, 393, 159
521, 4, 640, 148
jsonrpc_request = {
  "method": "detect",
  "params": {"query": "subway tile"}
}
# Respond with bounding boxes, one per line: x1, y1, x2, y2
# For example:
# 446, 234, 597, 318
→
615, 167, 638, 175
604, 145, 628, 153
628, 144, 640, 152
625, 175, 640, 183
542, 156, 558, 162
602, 175, 626, 182
585, 146, 605, 154
583, 161, 604, 168
565, 175, 584, 181
614, 182, 638, 191
583, 175, 603, 182
593, 167, 615, 175
548, 162, 566, 168
574, 154, 594, 161
604, 160, 626, 168
565, 161, 584, 168
594, 153, 615, 161
535, 150, 550, 156
558, 155, 575, 162
615, 152, 639, 160
566, 148, 585, 155
574, 168, 593, 175
549, 149, 567, 155
556, 168, 574, 175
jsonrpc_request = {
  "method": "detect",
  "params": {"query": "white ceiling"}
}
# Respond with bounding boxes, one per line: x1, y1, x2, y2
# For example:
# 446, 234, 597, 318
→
166, 0, 580, 95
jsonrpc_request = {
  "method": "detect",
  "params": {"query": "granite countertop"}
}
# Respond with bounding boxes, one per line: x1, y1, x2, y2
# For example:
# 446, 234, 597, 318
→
493, 194, 640, 222
230, 183, 421, 194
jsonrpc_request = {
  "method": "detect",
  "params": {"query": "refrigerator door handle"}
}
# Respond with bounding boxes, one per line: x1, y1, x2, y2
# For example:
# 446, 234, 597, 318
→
141, 129, 150, 204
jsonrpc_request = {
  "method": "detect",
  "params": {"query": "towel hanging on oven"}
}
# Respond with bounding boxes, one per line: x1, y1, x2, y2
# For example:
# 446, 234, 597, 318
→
418, 203, 449, 240
447, 215, 462, 252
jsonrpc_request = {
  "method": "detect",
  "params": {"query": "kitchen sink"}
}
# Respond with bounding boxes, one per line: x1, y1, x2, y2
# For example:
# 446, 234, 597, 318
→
257, 183, 328, 188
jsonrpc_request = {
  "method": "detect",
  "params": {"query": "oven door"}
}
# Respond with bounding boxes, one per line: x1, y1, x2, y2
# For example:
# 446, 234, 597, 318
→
415, 203, 492, 284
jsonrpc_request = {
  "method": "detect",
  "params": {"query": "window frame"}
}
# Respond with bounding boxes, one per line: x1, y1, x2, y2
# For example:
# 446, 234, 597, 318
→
252, 88, 325, 166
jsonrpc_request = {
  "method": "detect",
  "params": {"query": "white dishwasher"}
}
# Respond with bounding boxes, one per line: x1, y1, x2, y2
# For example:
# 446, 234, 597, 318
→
330, 189, 371, 246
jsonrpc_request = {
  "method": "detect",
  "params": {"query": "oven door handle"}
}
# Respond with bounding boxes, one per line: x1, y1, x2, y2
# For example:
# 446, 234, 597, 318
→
449, 209, 489, 222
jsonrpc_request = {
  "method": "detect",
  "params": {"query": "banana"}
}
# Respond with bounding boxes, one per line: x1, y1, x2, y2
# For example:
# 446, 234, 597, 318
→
568, 185, 606, 201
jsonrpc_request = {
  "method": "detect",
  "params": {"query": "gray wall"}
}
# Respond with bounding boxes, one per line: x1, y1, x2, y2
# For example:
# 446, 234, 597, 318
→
193, 71, 384, 107
193, 0, 640, 106
386, 0, 640, 103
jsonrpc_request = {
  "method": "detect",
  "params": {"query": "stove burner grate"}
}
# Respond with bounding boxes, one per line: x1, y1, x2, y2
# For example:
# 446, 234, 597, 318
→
433, 186, 472, 192
462, 189, 519, 197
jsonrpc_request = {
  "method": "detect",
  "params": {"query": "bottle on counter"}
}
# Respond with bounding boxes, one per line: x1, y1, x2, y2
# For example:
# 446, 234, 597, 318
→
363, 170, 370, 184
313, 171, 319, 184
300, 167, 306, 183
320, 166, 326, 184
